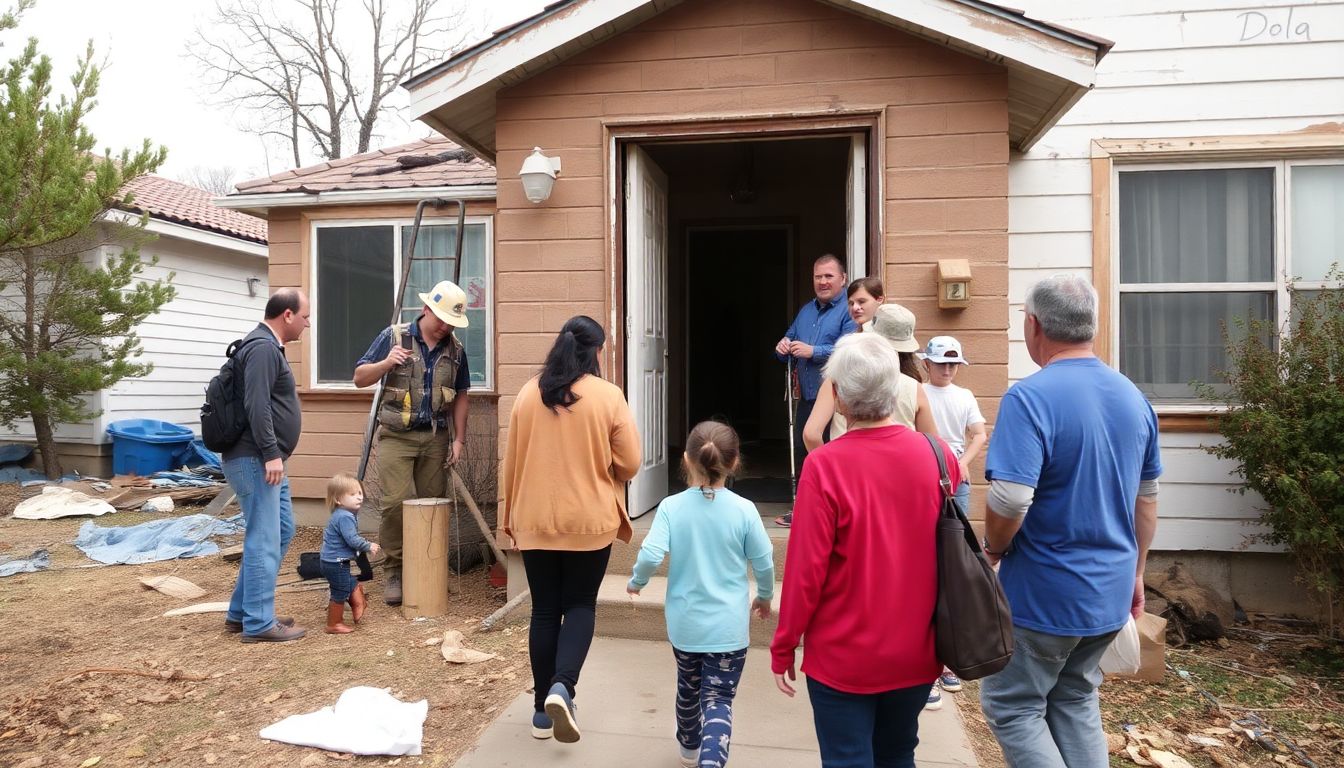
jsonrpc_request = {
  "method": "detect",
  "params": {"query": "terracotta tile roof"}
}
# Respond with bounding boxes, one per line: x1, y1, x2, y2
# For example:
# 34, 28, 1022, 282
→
119, 175, 268, 244
232, 136, 496, 196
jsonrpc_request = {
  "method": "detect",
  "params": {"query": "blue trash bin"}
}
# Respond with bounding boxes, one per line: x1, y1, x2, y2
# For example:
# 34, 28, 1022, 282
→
106, 419, 196, 476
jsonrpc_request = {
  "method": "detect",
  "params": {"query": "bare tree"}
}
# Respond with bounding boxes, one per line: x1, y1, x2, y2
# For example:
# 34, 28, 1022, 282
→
177, 165, 238, 195
188, 0, 465, 167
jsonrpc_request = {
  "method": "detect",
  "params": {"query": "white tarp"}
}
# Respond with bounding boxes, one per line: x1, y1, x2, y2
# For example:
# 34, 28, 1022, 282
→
259, 686, 428, 756
14, 486, 116, 519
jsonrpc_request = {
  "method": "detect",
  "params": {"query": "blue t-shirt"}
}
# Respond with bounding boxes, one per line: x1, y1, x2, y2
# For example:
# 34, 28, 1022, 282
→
985, 358, 1162, 636
629, 487, 775, 653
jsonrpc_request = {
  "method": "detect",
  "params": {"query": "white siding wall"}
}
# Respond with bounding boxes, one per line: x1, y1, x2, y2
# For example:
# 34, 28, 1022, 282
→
1, 232, 267, 445
103, 237, 268, 438
1007, 0, 1344, 551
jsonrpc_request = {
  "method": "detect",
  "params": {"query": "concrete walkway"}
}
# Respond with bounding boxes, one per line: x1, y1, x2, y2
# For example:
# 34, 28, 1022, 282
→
452, 637, 980, 767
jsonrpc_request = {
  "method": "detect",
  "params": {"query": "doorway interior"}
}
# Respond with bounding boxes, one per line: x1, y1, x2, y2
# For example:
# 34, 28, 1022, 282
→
627, 134, 859, 511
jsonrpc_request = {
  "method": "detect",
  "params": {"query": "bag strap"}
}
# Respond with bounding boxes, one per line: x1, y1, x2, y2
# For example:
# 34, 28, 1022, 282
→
922, 433, 954, 501
923, 433, 984, 552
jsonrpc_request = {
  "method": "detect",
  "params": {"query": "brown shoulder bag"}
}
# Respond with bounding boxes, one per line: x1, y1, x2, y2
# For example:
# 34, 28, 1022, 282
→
923, 433, 1014, 680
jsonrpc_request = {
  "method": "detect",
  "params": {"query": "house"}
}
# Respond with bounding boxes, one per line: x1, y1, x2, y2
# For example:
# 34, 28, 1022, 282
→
3, 175, 269, 476
222, 0, 1343, 614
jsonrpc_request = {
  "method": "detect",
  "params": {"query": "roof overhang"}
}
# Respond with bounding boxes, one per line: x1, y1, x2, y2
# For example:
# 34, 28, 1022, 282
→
404, 0, 1109, 162
215, 184, 499, 219
103, 209, 269, 257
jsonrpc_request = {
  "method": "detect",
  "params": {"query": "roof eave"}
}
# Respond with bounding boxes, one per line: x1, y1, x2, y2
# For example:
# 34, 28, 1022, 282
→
215, 185, 499, 218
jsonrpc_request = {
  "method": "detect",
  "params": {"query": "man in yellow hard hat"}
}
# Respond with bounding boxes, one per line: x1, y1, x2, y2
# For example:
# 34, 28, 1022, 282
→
353, 280, 471, 605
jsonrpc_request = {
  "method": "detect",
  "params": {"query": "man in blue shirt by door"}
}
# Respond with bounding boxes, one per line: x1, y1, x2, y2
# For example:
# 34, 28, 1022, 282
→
773, 253, 855, 526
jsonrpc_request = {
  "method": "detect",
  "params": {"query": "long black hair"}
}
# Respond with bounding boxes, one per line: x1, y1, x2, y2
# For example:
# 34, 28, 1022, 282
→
539, 315, 605, 411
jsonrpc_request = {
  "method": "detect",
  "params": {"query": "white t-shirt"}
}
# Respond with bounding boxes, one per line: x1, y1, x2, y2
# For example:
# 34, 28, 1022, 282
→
923, 382, 985, 457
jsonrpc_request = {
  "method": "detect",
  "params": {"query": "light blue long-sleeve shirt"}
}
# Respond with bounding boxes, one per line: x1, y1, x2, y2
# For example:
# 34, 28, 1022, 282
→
321, 508, 372, 562
629, 487, 775, 652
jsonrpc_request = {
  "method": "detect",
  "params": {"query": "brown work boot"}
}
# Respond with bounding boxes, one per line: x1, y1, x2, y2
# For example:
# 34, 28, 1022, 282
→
225, 615, 294, 633
241, 621, 307, 643
349, 583, 367, 623
384, 571, 402, 606
325, 602, 353, 634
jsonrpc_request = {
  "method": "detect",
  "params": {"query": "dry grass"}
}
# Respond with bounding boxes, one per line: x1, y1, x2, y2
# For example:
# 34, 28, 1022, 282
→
0, 504, 529, 767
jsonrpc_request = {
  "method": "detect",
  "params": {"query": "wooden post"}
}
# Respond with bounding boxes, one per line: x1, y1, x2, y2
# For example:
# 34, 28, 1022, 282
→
401, 498, 451, 619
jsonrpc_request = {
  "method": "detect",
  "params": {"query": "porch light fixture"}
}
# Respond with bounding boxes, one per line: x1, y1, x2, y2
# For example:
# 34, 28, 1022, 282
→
519, 147, 562, 203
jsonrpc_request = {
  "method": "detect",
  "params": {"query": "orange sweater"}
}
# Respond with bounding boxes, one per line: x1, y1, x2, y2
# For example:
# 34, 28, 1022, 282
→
502, 374, 642, 551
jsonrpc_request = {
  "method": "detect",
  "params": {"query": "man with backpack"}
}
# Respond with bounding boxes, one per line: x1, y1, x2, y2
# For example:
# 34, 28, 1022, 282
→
353, 280, 471, 606
219, 288, 310, 643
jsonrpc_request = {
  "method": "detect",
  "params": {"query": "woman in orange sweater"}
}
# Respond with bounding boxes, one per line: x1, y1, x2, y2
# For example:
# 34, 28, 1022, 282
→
501, 315, 642, 745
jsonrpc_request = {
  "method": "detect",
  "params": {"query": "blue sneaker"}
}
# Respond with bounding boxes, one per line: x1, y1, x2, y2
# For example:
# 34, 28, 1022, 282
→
924, 686, 943, 711
544, 682, 581, 743
939, 671, 963, 692
531, 710, 553, 740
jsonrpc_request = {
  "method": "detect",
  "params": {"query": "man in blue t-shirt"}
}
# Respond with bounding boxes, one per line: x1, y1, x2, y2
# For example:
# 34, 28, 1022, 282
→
980, 274, 1161, 768
773, 254, 856, 527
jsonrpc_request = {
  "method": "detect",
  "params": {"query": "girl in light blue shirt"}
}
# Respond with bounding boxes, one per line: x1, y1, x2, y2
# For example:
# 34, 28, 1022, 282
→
628, 421, 775, 768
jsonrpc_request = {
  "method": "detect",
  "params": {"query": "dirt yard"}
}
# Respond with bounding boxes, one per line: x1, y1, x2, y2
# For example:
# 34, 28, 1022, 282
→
0, 488, 529, 768
956, 618, 1344, 768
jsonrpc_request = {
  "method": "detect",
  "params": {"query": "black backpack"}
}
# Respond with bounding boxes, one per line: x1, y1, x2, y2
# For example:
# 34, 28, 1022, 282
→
200, 337, 263, 453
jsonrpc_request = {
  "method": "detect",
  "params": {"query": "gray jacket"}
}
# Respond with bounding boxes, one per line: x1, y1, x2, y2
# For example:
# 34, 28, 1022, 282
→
223, 323, 301, 463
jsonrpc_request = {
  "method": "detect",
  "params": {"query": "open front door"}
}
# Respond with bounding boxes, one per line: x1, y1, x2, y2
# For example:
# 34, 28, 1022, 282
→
625, 145, 669, 517
846, 133, 868, 278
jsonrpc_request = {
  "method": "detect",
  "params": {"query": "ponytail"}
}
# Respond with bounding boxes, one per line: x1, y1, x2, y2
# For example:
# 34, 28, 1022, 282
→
899, 351, 923, 383
539, 316, 605, 410
683, 420, 741, 496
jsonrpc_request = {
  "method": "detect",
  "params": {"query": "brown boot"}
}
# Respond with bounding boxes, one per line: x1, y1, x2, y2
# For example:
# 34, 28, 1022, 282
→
325, 601, 353, 634
349, 583, 366, 624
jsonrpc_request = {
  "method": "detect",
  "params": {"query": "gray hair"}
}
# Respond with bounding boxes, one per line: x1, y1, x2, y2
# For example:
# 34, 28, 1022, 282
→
824, 333, 902, 423
1024, 274, 1098, 343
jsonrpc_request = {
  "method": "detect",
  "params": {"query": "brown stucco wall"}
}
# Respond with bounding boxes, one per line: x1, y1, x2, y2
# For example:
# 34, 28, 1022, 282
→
492, 0, 1010, 515
264, 201, 499, 503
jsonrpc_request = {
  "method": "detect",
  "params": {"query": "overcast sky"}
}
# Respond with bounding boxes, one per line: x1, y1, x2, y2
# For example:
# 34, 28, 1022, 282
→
0, 0, 547, 185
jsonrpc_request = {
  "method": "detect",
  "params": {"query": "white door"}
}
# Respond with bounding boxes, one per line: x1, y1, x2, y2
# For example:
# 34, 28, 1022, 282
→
625, 145, 669, 518
846, 133, 868, 279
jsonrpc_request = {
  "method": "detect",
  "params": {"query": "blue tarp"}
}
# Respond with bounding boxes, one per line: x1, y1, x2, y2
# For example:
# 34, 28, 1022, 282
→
0, 549, 50, 577
75, 513, 243, 565
172, 440, 221, 470
0, 443, 35, 465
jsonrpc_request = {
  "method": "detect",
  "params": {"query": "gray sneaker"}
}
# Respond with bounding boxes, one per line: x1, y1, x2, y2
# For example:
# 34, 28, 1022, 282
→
385, 572, 402, 606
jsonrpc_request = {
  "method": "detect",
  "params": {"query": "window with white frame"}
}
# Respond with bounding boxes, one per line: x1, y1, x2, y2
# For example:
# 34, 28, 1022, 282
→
1116, 160, 1343, 402
313, 218, 493, 389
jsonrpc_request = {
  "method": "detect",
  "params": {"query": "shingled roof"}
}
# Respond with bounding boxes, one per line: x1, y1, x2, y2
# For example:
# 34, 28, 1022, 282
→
232, 136, 496, 196
119, 175, 268, 244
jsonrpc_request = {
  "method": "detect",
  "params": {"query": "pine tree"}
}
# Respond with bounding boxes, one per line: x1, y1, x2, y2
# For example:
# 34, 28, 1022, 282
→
0, 27, 174, 478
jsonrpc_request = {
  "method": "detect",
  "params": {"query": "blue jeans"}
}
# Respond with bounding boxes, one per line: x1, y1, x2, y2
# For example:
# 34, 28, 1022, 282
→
223, 455, 295, 635
673, 647, 747, 768
322, 559, 356, 602
806, 677, 930, 768
953, 481, 970, 514
980, 625, 1119, 768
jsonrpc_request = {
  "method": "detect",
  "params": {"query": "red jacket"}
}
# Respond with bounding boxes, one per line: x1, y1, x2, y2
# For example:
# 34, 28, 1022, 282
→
771, 425, 957, 694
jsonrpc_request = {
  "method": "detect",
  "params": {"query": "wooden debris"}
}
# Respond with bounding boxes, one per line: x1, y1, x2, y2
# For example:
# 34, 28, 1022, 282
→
479, 589, 529, 632
162, 601, 230, 617
202, 489, 237, 516
219, 545, 244, 562
139, 575, 206, 600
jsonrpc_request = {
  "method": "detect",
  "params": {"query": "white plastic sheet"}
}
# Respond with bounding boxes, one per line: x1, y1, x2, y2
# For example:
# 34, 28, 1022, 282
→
13, 486, 115, 519
1100, 615, 1141, 675
258, 686, 428, 756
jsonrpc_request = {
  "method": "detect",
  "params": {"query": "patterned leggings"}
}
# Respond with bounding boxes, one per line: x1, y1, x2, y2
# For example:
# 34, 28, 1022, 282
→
673, 646, 748, 768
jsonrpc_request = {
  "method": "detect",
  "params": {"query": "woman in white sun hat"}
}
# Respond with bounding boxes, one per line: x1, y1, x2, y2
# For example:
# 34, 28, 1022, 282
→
801, 303, 936, 454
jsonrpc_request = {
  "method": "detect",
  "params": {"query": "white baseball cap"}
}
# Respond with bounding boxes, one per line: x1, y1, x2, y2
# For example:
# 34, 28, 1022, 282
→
920, 336, 969, 365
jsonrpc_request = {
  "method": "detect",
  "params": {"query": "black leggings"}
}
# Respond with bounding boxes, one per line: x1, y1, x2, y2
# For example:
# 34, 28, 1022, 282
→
521, 546, 611, 712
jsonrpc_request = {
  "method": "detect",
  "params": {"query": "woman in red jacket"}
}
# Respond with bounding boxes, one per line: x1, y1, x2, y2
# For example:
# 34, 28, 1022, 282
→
770, 332, 960, 768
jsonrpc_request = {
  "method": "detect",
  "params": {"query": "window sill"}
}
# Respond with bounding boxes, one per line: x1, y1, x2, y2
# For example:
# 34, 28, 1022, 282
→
299, 387, 499, 401
1156, 411, 1223, 433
